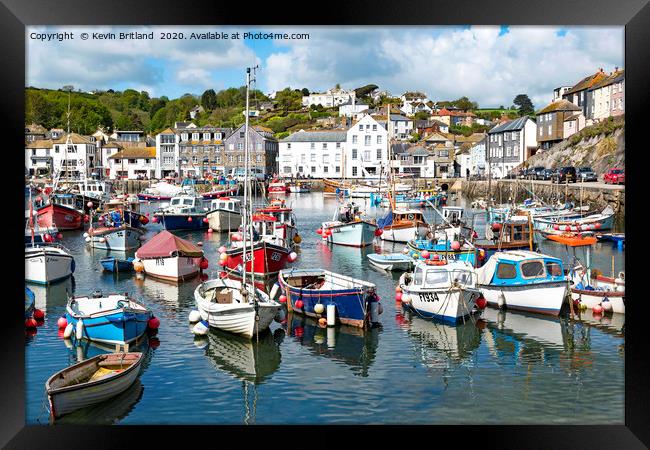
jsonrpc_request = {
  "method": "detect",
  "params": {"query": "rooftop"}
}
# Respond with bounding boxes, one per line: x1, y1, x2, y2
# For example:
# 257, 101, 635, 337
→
488, 116, 533, 134
281, 130, 347, 142
536, 99, 582, 115
109, 147, 156, 159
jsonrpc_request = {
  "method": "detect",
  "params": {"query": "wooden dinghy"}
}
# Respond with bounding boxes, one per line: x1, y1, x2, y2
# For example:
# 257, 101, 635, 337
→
46, 352, 143, 420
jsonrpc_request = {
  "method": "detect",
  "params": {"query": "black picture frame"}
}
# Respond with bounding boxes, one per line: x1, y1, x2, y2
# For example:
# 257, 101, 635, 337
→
3, 0, 648, 447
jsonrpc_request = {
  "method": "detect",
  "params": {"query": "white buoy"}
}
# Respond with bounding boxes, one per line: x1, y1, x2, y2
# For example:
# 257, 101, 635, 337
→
188, 310, 202, 323
498, 293, 506, 309
83, 232, 89, 238
269, 283, 280, 300
192, 320, 209, 335
75, 319, 84, 340
602, 299, 613, 312
327, 326, 336, 349
85, 237, 91, 243
63, 323, 74, 339
327, 304, 336, 326
314, 303, 325, 314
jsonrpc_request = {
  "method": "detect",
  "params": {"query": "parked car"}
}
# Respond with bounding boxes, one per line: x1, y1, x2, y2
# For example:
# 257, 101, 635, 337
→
551, 166, 577, 183
517, 168, 528, 179
528, 166, 545, 180
604, 168, 625, 185
539, 168, 554, 181
577, 167, 598, 182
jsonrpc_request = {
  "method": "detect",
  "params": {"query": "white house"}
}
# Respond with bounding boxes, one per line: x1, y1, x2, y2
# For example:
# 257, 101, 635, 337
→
486, 117, 538, 179
401, 101, 432, 116
345, 115, 389, 178
25, 139, 54, 176
379, 114, 415, 140
302, 87, 356, 108
339, 100, 369, 118
393, 145, 436, 178
278, 130, 347, 179
469, 137, 487, 176
108, 147, 157, 179
35, 133, 98, 181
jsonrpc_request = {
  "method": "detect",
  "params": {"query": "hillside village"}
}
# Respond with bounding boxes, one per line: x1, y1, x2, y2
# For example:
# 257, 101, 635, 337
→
25, 67, 624, 182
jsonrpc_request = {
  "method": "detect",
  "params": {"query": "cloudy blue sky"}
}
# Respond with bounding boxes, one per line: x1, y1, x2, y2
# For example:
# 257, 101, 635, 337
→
26, 25, 624, 108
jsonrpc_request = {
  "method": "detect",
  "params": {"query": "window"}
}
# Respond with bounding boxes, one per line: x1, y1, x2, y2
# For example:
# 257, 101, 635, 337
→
145, 159, 150, 164
546, 261, 563, 277
322, 143, 327, 149
193, 156, 198, 164
256, 155, 262, 163
335, 166, 340, 173
239, 132, 245, 138
287, 143, 291, 149
237, 155, 243, 163
365, 135, 371, 146
336, 143, 341, 149
237, 143, 243, 151
128, 159, 136, 164
359, 125, 364, 131
335, 154, 341, 162
229, 144, 234, 151
323, 154, 329, 163
216, 156, 221, 164
377, 135, 382, 144
506, 147, 511, 157
228, 156, 234, 163
192, 133, 199, 141
352, 135, 358, 144
496, 263, 517, 279
301, 154, 306, 163
373, 125, 377, 131
352, 166, 358, 176
311, 166, 316, 173
364, 150, 371, 160
203, 133, 210, 140
377, 149, 382, 159
521, 261, 546, 278
425, 270, 449, 285
310, 143, 315, 149
324, 166, 329, 173
181, 133, 188, 141
352, 149, 358, 159
311, 154, 316, 162
547, 125, 551, 134
256, 143, 262, 151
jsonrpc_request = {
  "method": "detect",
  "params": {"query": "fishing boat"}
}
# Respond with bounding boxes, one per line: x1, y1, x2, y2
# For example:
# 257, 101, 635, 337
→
255, 199, 298, 245
99, 196, 148, 229
201, 184, 240, 199
278, 268, 378, 328
153, 193, 209, 231
25, 244, 75, 285
206, 197, 242, 232
24, 210, 58, 244
25, 287, 35, 320
477, 215, 536, 258
100, 257, 135, 273
378, 209, 430, 243
267, 179, 289, 194
596, 233, 625, 244
399, 259, 481, 323
36, 194, 84, 231
475, 250, 568, 316
66, 292, 152, 344
320, 201, 377, 247
194, 278, 280, 338
46, 352, 143, 421
323, 178, 351, 195
534, 205, 615, 232
569, 247, 625, 314
134, 230, 205, 282
87, 225, 144, 251
367, 253, 414, 271
137, 180, 184, 201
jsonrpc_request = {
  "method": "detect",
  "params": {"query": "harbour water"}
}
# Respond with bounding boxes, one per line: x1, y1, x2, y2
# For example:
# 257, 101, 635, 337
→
25, 193, 625, 425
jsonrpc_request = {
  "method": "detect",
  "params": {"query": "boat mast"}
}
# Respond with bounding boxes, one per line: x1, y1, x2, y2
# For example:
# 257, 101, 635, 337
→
240, 68, 250, 291
387, 103, 396, 211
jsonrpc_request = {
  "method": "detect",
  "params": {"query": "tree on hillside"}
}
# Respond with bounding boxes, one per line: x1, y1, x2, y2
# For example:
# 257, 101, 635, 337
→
414, 111, 430, 121
301, 88, 310, 96
201, 89, 217, 110
274, 88, 303, 111
354, 84, 379, 98
452, 96, 477, 111
513, 94, 534, 116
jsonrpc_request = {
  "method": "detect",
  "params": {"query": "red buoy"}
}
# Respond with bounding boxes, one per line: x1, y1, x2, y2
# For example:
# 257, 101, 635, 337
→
57, 317, 68, 329
475, 296, 487, 310
553, 224, 560, 231
395, 292, 403, 302
152, 216, 159, 223
595, 222, 602, 229
84, 215, 90, 223
56, 233, 63, 240
295, 300, 304, 309
33, 309, 45, 320
202, 217, 209, 223
147, 317, 160, 329
199, 258, 209, 270
25, 318, 37, 329
592, 304, 604, 314
279, 295, 287, 303
43, 234, 53, 243
565, 225, 571, 232
294, 326, 304, 337
187, 216, 193, 222
374, 228, 383, 237
316, 228, 323, 235
451, 241, 461, 251
491, 223, 502, 232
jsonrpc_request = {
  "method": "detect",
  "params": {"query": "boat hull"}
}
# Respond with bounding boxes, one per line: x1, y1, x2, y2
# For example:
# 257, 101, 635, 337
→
66, 310, 151, 345
137, 194, 171, 201
100, 258, 135, 273
154, 213, 208, 231
25, 247, 74, 284
367, 253, 414, 271
380, 223, 429, 243
207, 209, 242, 232
37, 204, 83, 230
478, 282, 568, 316
141, 255, 201, 282
323, 221, 377, 247
402, 287, 480, 324
224, 241, 291, 278
89, 227, 144, 251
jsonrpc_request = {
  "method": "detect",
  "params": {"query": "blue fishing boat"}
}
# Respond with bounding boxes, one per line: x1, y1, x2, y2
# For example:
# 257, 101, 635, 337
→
153, 193, 209, 231
25, 287, 35, 319
100, 257, 135, 273
66, 292, 153, 345
407, 239, 478, 266
278, 269, 378, 328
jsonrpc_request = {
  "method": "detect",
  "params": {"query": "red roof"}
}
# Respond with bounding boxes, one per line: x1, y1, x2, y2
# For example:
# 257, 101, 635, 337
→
135, 230, 203, 258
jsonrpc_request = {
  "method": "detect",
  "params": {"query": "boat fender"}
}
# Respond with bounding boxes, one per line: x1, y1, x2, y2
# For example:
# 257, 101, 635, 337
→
497, 293, 506, 309
601, 297, 613, 312
63, 323, 74, 339
314, 303, 325, 314
70, 259, 75, 273
75, 319, 84, 340
326, 304, 336, 326
188, 310, 202, 323
192, 320, 209, 336
269, 283, 281, 301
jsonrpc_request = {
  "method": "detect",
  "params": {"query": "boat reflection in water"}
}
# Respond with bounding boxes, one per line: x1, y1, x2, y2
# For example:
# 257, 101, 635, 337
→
133, 272, 202, 310
56, 333, 156, 424
30, 276, 74, 311
286, 313, 380, 377
201, 328, 284, 424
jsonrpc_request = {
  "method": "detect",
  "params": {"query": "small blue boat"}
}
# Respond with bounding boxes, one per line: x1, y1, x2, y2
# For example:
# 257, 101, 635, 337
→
278, 269, 378, 328
153, 193, 208, 231
100, 257, 135, 273
25, 287, 35, 320
66, 292, 153, 345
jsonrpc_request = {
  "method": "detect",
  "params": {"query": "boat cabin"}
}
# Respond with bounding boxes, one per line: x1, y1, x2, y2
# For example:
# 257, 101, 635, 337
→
166, 195, 207, 214
75, 180, 112, 200
407, 260, 475, 289
393, 210, 426, 224
493, 220, 533, 244
210, 197, 240, 213
441, 206, 464, 224
252, 214, 279, 237
479, 251, 565, 286
257, 206, 295, 227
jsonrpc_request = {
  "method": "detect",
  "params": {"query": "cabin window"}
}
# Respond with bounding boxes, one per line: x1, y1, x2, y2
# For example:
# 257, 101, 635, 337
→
546, 261, 563, 277
520, 261, 546, 278
425, 270, 449, 285
454, 271, 473, 286
171, 199, 180, 205
413, 268, 424, 285
183, 199, 194, 206
496, 263, 517, 279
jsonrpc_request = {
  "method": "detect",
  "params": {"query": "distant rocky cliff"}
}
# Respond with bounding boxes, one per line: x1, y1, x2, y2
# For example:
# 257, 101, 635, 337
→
524, 117, 625, 174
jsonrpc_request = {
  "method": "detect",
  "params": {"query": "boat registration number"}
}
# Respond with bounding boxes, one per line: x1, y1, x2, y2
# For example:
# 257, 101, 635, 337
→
418, 292, 441, 302
270, 252, 282, 261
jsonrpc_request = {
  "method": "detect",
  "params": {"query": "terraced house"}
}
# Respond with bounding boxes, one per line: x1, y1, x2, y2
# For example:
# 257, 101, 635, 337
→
562, 69, 608, 123
108, 146, 157, 179
278, 130, 347, 178
589, 68, 625, 121
486, 116, 537, 179
223, 124, 278, 178
535, 99, 583, 150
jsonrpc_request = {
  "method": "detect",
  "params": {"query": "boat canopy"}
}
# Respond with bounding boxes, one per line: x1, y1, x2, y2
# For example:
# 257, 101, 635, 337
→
135, 230, 203, 258
476, 250, 564, 285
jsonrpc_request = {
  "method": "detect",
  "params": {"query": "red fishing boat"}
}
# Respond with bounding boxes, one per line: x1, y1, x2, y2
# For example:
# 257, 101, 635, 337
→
36, 194, 85, 231
255, 199, 298, 244
267, 179, 289, 194
201, 185, 240, 200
